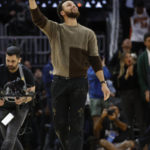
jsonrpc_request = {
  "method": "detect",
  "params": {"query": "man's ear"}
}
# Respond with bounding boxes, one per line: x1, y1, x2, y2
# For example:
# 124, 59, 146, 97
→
19, 58, 22, 63
60, 10, 65, 17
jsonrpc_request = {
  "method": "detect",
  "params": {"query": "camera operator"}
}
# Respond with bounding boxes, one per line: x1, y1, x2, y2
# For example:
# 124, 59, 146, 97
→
0, 45, 35, 150
94, 103, 134, 150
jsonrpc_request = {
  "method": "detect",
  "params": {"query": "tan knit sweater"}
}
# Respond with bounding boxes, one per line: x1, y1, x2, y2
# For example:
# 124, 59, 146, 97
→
30, 7, 102, 77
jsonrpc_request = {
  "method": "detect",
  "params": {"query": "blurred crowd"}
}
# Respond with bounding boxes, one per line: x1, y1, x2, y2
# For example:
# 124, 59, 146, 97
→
19, 34, 150, 150
1, 0, 150, 150
0, 0, 39, 35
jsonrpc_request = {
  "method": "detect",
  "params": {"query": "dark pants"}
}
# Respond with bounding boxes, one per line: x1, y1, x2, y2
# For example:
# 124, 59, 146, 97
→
132, 42, 145, 56
0, 105, 29, 150
120, 89, 144, 138
139, 125, 150, 148
51, 76, 88, 150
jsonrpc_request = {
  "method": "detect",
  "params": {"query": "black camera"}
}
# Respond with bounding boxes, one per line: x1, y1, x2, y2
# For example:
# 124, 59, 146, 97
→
0, 78, 35, 103
107, 109, 115, 116
1, 78, 25, 102
4, 78, 24, 91
4, 78, 25, 95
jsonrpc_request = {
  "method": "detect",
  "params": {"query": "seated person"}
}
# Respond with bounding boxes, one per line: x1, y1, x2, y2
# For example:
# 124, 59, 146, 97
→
94, 102, 134, 150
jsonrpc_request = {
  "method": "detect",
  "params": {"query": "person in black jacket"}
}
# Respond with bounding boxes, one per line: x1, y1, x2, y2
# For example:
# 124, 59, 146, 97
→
0, 45, 35, 150
118, 52, 144, 139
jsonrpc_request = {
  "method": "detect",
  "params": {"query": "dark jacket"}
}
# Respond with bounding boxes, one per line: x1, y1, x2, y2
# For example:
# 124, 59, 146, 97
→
137, 50, 149, 101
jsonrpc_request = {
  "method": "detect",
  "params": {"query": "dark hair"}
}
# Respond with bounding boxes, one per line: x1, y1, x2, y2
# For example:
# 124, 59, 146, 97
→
6, 46, 21, 58
144, 32, 150, 41
57, 0, 74, 21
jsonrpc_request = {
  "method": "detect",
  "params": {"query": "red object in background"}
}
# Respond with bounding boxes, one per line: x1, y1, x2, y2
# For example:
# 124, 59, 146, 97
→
77, 2, 82, 7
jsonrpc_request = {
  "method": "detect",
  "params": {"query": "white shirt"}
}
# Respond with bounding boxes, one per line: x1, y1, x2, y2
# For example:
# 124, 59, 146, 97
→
130, 9, 150, 42
146, 48, 150, 66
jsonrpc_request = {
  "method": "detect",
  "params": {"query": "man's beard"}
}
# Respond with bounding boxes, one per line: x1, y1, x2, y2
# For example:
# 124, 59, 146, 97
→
7, 65, 17, 72
65, 11, 80, 19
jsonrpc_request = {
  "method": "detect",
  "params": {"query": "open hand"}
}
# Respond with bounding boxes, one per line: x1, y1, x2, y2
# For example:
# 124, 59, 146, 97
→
101, 83, 110, 101
15, 97, 26, 105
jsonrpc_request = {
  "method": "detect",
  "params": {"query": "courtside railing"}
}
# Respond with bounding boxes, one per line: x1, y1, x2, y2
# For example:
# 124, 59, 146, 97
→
0, 35, 105, 68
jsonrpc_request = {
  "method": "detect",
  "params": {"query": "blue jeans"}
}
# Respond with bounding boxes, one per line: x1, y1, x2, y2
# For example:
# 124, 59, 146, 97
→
0, 105, 29, 150
51, 76, 88, 150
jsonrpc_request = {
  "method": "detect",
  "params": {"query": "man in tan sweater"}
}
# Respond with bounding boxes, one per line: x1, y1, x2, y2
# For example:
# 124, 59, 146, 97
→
29, 0, 110, 149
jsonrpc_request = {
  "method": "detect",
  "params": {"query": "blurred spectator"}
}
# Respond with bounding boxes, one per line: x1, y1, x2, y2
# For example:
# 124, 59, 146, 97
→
130, 1, 150, 56
24, 60, 32, 71
42, 54, 53, 113
94, 101, 134, 150
30, 68, 47, 150
137, 32, 150, 127
121, 38, 133, 53
118, 52, 144, 138
21, 68, 47, 150
109, 38, 135, 91
110, 38, 133, 70
8, 0, 28, 21
120, 0, 134, 39
87, 57, 115, 138
6, 0, 37, 35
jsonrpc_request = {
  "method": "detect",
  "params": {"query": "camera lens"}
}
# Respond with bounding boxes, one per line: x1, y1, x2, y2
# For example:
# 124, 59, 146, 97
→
107, 109, 115, 115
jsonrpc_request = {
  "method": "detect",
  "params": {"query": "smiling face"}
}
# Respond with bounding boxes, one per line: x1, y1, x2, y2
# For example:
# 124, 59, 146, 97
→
61, 1, 80, 19
6, 54, 21, 73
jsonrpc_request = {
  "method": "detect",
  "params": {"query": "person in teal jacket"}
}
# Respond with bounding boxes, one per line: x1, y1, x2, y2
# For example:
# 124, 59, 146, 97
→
137, 32, 150, 126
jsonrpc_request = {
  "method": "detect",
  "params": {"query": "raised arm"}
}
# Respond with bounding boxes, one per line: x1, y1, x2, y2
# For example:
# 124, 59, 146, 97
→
28, 0, 58, 39
93, 109, 107, 138
29, 0, 48, 29
29, 0, 37, 9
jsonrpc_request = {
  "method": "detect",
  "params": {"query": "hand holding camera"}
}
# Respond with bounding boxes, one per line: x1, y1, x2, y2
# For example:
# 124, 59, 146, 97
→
107, 111, 117, 121
101, 107, 116, 120
106, 106, 119, 121
15, 97, 26, 105
101, 108, 108, 119
107, 109, 115, 116
0, 78, 35, 104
